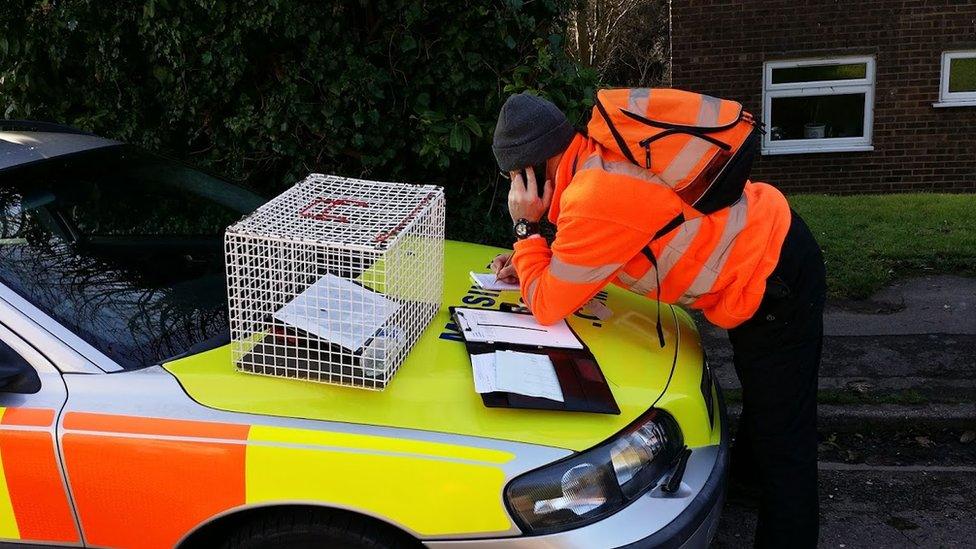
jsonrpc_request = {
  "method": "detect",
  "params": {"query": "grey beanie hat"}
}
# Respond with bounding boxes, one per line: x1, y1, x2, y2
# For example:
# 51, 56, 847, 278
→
492, 93, 575, 172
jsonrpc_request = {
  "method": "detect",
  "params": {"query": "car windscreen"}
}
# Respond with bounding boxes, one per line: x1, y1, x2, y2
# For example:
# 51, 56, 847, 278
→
0, 145, 265, 370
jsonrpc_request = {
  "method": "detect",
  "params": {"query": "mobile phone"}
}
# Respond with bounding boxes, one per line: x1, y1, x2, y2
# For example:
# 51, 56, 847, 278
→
516, 163, 548, 198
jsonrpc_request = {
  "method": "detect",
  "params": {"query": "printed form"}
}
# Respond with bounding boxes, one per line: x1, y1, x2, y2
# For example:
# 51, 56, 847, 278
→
470, 350, 564, 402
454, 308, 583, 349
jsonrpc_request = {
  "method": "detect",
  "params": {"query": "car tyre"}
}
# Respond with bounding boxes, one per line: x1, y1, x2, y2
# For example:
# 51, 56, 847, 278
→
221, 508, 417, 549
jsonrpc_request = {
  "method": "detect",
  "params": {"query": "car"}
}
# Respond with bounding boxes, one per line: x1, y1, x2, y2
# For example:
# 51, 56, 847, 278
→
0, 121, 726, 549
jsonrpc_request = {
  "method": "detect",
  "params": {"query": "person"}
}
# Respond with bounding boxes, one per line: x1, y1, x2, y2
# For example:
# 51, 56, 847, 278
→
489, 90, 826, 548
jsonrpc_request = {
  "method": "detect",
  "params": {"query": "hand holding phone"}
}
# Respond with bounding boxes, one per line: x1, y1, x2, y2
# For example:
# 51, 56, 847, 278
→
507, 165, 554, 224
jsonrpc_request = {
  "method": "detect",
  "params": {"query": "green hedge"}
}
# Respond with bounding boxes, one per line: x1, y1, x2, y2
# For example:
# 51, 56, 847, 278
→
0, 0, 597, 245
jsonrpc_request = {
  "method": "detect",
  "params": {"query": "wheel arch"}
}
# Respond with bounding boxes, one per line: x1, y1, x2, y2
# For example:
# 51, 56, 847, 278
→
176, 502, 422, 548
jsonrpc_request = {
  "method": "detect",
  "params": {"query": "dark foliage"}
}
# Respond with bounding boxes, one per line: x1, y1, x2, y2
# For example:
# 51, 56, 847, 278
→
0, 0, 597, 245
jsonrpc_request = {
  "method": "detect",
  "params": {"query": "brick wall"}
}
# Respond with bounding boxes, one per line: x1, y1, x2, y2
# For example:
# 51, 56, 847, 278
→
670, 0, 976, 193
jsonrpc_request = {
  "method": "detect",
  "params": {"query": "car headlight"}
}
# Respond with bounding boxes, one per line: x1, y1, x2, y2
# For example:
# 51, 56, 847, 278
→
505, 408, 683, 534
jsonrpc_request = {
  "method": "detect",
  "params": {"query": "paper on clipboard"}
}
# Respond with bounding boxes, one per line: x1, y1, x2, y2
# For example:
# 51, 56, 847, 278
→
470, 353, 498, 393
469, 351, 564, 402
454, 308, 583, 349
495, 350, 564, 401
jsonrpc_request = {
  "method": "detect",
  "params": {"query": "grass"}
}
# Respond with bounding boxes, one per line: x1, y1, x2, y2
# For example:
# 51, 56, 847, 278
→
788, 193, 976, 300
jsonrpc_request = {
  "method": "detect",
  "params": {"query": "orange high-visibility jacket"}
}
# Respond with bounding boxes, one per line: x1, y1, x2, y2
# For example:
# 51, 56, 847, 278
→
512, 96, 791, 329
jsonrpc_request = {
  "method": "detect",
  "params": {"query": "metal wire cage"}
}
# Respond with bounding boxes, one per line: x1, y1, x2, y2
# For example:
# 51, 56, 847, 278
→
225, 174, 445, 390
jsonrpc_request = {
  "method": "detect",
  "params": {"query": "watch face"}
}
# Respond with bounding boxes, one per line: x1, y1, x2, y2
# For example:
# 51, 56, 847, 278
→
514, 220, 537, 239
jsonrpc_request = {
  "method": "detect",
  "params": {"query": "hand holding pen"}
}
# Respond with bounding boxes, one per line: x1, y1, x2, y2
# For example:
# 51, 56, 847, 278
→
490, 252, 519, 284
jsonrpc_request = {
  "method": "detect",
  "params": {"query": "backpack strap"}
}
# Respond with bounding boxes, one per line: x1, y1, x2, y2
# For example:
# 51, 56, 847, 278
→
652, 213, 685, 241
595, 97, 639, 166
638, 212, 686, 349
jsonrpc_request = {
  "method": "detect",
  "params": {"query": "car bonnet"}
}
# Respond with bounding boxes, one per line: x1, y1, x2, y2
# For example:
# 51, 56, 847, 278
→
164, 240, 706, 452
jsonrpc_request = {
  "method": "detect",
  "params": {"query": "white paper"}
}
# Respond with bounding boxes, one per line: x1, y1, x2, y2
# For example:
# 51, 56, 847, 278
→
470, 353, 498, 394
468, 351, 564, 402
273, 273, 399, 351
469, 271, 520, 292
454, 308, 583, 349
495, 351, 564, 402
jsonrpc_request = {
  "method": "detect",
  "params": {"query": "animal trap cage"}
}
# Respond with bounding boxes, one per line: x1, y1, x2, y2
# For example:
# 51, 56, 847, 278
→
226, 174, 445, 390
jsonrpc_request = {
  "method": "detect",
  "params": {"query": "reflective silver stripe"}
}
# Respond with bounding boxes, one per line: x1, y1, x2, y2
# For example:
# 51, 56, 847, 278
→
659, 94, 722, 187
628, 217, 704, 295
579, 153, 603, 171
628, 88, 651, 114
679, 196, 749, 304
617, 272, 638, 288
549, 256, 622, 284
579, 153, 666, 185
526, 278, 539, 305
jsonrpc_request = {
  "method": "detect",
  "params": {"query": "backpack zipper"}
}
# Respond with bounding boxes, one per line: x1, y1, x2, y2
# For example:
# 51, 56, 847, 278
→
622, 107, 743, 133
640, 129, 733, 152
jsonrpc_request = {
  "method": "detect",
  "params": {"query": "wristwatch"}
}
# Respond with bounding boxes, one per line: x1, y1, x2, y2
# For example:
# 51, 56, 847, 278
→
513, 218, 540, 240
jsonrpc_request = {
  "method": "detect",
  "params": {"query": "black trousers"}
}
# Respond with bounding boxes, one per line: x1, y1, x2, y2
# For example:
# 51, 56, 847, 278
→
727, 210, 826, 548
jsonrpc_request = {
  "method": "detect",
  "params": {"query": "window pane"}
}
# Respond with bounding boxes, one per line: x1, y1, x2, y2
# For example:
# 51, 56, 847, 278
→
771, 63, 867, 84
769, 94, 866, 141
948, 56, 976, 93
0, 146, 264, 369
64, 163, 244, 237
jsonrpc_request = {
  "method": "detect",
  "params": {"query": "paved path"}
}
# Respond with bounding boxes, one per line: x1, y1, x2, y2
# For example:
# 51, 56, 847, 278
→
707, 276, 976, 547
694, 276, 976, 404
825, 275, 976, 336
714, 466, 976, 548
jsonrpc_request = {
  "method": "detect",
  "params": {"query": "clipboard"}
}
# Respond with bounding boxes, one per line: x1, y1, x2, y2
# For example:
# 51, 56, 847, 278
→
450, 305, 620, 415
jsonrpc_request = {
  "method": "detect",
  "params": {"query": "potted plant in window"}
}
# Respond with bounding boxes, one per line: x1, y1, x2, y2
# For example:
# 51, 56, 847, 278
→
803, 100, 826, 139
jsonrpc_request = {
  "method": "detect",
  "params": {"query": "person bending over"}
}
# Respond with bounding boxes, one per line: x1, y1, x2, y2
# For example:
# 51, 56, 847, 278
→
490, 90, 826, 548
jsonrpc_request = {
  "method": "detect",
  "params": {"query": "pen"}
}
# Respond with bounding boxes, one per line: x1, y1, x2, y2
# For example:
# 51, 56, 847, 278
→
494, 254, 514, 283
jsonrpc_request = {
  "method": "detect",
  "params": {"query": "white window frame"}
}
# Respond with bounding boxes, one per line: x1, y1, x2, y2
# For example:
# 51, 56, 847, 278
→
762, 56, 875, 155
934, 51, 976, 108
